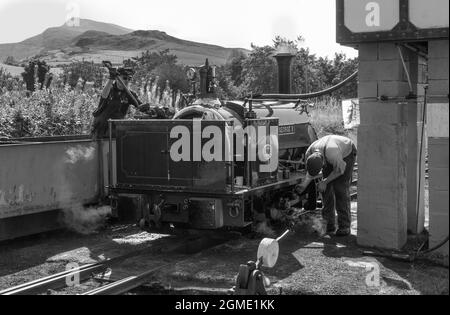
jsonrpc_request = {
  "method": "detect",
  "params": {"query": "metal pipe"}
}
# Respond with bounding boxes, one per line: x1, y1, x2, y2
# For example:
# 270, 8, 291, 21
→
274, 53, 295, 94
397, 45, 414, 94
246, 98, 305, 103
250, 71, 358, 100
416, 85, 428, 233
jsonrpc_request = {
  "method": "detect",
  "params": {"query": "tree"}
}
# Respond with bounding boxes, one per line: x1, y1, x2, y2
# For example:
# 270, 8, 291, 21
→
4, 56, 17, 66
239, 44, 278, 96
62, 61, 104, 89
220, 35, 358, 99
21, 60, 51, 92
0, 67, 16, 91
125, 49, 178, 80
151, 63, 190, 94
214, 65, 239, 100
225, 49, 247, 87
315, 53, 358, 99
124, 49, 190, 96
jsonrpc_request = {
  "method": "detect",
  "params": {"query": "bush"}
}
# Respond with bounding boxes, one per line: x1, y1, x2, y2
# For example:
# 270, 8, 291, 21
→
309, 97, 348, 138
4, 56, 17, 66
0, 70, 182, 138
0, 67, 21, 92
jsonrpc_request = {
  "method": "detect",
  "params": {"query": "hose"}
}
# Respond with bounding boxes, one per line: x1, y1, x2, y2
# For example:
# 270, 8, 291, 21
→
249, 70, 358, 100
363, 236, 449, 265
418, 237, 450, 256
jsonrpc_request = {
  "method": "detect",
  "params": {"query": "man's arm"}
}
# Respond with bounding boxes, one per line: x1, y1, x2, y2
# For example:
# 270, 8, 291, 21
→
101, 79, 114, 99
295, 147, 314, 195
295, 172, 322, 195
92, 80, 114, 117
318, 157, 346, 193
128, 90, 142, 108
323, 148, 346, 185
323, 166, 345, 185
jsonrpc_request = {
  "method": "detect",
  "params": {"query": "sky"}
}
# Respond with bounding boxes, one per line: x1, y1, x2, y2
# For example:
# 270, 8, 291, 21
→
0, 0, 357, 58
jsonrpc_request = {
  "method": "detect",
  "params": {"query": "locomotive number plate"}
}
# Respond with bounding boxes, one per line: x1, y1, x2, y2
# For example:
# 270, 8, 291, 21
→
279, 125, 295, 135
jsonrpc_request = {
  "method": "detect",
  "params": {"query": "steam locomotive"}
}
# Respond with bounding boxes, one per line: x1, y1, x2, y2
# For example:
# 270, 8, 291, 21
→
108, 54, 319, 230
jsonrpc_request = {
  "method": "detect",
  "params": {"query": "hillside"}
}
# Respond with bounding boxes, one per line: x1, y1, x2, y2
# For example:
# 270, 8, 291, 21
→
0, 19, 247, 68
0, 19, 133, 61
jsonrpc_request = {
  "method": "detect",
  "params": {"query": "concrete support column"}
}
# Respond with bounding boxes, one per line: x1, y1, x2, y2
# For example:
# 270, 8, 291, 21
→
427, 40, 449, 257
357, 43, 415, 250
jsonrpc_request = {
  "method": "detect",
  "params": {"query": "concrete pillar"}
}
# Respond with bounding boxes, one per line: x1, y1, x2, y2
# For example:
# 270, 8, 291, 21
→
427, 40, 449, 257
357, 43, 409, 249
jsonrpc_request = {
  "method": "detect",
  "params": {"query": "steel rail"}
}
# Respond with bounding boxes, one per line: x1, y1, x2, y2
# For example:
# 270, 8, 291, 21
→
0, 238, 178, 295
82, 234, 236, 295
0, 263, 107, 295
82, 264, 172, 295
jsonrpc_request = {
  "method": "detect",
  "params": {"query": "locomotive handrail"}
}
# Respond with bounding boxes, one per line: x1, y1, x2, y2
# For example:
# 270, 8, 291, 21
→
244, 99, 310, 103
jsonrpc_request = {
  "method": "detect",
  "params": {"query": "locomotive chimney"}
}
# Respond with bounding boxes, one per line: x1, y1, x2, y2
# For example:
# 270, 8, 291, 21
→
274, 49, 295, 94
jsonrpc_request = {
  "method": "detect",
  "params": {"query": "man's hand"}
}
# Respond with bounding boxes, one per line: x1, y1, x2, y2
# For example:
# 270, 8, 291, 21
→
109, 68, 118, 80
318, 181, 327, 193
295, 173, 315, 196
295, 184, 307, 195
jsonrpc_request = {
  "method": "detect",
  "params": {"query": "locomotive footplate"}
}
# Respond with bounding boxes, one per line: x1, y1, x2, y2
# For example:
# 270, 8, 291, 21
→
109, 170, 311, 229
110, 170, 307, 197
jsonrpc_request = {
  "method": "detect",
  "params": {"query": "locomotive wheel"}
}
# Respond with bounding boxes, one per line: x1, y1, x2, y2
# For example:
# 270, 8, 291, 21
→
138, 218, 147, 229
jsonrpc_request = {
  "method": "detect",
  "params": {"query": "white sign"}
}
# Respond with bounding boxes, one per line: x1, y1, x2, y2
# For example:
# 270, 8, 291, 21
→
427, 103, 449, 138
409, 0, 449, 29
344, 0, 400, 33
342, 99, 360, 130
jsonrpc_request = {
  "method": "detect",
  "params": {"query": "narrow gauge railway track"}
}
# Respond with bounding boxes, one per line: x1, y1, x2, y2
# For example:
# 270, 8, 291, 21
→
0, 231, 239, 295
83, 255, 202, 295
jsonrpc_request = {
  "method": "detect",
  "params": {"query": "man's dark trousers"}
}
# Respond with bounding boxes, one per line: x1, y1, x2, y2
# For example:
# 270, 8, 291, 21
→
322, 145, 357, 230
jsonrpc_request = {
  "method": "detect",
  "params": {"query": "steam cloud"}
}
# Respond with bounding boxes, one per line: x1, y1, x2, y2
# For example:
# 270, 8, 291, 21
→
61, 205, 111, 235
254, 221, 276, 238
65, 145, 96, 164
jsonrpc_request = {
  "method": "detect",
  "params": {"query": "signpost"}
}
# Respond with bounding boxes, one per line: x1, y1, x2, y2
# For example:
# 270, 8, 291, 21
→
336, 0, 449, 45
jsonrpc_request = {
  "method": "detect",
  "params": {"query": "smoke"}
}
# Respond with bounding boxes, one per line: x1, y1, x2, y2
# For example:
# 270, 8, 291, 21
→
295, 214, 326, 237
254, 221, 276, 238
64, 145, 96, 164
61, 205, 111, 235
310, 216, 326, 236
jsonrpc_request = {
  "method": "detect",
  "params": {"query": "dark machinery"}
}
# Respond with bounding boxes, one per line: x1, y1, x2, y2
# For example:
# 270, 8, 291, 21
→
231, 259, 268, 295
108, 54, 321, 230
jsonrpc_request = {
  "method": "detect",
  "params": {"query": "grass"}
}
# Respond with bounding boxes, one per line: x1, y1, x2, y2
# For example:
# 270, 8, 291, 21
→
310, 97, 350, 138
